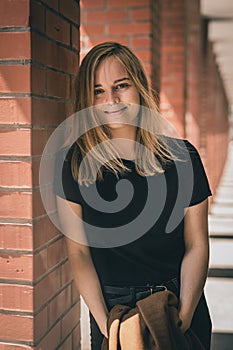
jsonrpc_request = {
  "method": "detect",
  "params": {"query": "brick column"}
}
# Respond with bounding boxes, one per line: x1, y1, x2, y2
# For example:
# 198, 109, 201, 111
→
160, 0, 188, 137
151, 0, 161, 97
202, 41, 229, 196
185, 0, 202, 147
0, 0, 80, 349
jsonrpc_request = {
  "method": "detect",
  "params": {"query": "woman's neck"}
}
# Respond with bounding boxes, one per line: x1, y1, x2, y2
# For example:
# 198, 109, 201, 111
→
110, 125, 136, 140
110, 133, 137, 160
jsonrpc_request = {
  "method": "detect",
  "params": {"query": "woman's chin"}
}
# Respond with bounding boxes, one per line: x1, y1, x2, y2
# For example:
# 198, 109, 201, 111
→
106, 123, 126, 129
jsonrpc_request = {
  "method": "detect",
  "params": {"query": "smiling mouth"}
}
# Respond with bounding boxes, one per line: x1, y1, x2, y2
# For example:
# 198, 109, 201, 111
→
104, 106, 128, 115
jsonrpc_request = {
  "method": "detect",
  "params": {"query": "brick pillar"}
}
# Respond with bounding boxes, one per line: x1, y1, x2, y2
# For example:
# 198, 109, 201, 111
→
185, 0, 202, 147
160, 0, 188, 137
202, 41, 229, 195
80, 0, 161, 88
151, 0, 161, 97
0, 0, 80, 349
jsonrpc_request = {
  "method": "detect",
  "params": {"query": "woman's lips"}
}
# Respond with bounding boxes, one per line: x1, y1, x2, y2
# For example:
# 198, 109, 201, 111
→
104, 106, 128, 115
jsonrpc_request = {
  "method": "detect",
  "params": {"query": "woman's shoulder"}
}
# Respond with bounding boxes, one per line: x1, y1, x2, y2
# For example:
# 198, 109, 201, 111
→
55, 144, 79, 164
158, 135, 199, 160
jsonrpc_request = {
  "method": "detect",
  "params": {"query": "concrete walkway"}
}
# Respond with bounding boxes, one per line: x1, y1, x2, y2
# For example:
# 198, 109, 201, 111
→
205, 141, 233, 350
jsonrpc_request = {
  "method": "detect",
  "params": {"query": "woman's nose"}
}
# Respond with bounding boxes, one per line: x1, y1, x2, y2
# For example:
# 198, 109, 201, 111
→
105, 91, 120, 105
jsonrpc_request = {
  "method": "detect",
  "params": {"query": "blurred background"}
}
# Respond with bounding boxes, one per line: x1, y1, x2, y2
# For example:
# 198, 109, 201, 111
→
0, 0, 232, 349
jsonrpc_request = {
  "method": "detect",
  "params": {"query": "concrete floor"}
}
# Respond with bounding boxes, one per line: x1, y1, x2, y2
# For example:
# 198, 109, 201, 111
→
206, 141, 233, 349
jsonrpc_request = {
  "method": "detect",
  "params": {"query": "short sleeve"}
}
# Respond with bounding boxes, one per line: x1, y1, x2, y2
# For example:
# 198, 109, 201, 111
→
53, 147, 83, 205
184, 140, 212, 207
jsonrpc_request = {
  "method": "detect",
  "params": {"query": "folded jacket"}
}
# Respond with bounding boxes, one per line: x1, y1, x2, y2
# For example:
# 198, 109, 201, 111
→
101, 289, 205, 350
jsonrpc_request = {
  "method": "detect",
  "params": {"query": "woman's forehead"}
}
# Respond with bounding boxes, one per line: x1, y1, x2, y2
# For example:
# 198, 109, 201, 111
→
94, 57, 129, 84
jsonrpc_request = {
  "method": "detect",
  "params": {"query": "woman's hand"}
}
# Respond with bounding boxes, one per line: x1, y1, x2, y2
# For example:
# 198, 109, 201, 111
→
179, 311, 192, 333
99, 318, 108, 338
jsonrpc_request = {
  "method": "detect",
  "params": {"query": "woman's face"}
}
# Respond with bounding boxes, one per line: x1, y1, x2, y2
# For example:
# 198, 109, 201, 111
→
93, 56, 140, 133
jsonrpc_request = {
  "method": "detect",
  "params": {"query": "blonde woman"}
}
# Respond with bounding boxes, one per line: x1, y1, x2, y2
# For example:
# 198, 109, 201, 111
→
54, 42, 212, 349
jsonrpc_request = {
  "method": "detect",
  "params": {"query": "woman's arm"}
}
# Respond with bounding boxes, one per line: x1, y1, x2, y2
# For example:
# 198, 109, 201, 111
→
179, 198, 210, 332
56, 196, 109, 337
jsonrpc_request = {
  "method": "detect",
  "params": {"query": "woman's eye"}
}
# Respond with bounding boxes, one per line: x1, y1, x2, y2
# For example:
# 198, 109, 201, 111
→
114, 83, 129, 90
94, 89, 104, 96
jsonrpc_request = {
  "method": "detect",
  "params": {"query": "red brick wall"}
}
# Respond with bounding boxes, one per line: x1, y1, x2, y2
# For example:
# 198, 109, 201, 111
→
0, 0, 80, 349
0, 1, 33, 347
80, 0, 156, 80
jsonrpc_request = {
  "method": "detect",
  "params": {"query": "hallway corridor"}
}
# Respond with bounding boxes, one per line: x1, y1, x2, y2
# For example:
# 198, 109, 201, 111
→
206, 141, 233, 349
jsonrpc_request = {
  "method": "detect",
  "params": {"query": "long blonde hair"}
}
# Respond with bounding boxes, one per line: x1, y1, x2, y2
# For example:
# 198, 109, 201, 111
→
66, 42, 175, 186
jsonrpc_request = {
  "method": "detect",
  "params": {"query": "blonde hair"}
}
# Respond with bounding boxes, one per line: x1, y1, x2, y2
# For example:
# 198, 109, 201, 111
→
66, 42, 175, 186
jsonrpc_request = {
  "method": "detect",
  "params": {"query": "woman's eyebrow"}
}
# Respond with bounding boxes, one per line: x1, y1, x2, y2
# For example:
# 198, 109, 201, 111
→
94, 77, 130, 88
114, 77, 130, 84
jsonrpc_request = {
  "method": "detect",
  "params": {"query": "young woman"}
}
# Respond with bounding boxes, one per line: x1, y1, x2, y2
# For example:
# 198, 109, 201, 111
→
54, 42, 212, 349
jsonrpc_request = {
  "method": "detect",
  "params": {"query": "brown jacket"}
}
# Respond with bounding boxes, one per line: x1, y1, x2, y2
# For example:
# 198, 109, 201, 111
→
101, 290, 204, 350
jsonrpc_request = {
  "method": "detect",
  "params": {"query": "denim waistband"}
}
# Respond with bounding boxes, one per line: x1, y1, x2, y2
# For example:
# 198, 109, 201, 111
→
103, 277, 179, 297
103, 278, 179, 309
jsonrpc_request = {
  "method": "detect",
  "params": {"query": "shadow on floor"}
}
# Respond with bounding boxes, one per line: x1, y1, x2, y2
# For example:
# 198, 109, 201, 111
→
211, 333, 233, 350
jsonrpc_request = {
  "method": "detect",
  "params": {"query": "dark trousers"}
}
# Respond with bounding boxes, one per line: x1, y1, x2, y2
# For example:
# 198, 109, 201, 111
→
90, 278, 212, 350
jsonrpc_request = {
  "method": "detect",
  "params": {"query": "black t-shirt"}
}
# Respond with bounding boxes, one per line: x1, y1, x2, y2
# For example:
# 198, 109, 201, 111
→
54, 137, 212, 286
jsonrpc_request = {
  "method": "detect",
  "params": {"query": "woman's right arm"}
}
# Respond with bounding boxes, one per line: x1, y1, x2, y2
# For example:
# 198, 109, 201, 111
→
56, 195, 109, 337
